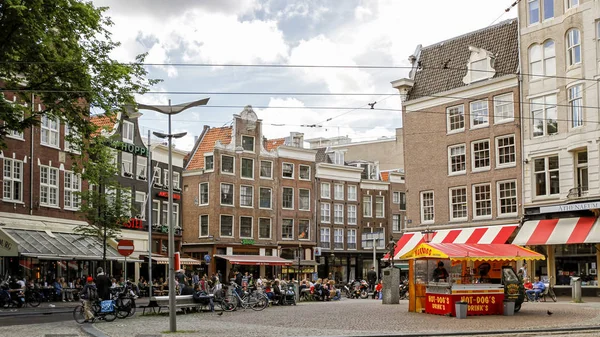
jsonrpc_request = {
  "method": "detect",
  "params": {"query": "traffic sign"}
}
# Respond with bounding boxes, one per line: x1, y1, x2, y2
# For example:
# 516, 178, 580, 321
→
117, 239, 135, 256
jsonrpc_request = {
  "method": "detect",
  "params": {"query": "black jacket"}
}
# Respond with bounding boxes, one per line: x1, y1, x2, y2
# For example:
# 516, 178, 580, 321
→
234, 273, 243, 287
367, 270, 377, 283
96, 273, 111, 300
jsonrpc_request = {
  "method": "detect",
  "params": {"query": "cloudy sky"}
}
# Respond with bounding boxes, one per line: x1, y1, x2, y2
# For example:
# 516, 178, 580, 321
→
93, 0, 517, 151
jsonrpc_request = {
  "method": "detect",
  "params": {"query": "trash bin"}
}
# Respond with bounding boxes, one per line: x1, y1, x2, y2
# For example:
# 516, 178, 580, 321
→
503, 300, 515, 316
455, 301, 467, 319
572, 277, 582, 302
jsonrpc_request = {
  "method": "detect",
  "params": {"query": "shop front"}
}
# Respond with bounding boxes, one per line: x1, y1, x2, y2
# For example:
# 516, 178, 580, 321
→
214, 255, 293, 281
401, 243, 544, 316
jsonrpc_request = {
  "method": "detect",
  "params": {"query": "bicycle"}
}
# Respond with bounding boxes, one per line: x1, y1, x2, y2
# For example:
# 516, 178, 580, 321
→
73, 299, 117, 323
24, 287, 41, 307
225, 282, 268, 311
113, 283, 137, 319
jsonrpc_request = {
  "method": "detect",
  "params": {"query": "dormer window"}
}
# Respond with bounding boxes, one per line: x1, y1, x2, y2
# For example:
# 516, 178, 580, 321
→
123, 120, 134, 144
242, 136, 254, 152
463, 46, 495, 85
334, 151, 345, 165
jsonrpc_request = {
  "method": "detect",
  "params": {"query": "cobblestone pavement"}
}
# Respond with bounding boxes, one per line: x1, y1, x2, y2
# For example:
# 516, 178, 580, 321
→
3, 298, 600, 337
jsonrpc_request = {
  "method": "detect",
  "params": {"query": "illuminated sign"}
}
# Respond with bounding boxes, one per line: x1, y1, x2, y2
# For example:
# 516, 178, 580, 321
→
157, 191, 181, 200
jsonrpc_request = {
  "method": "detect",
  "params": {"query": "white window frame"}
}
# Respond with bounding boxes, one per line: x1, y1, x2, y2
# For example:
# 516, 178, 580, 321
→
259, 160, 273, 179
446, 104, 465, 133
470, 100, 489, 129
64, 123, 80, 153
220, 215, 234, 238
531, 94, 558, 137
320, 227, 330, 249
347, 229, 357, 250
40, 165, 59, 207
568, 84, 583, 128
392, 214, 401, 232
221, 155, 234, 175
321, 202, 331, 223
40, 115, 59, 148
533, 156, 560, 197
199, 215, 209, 238
259, 187, 272, 209
495, 135, 516, 169
121, 152, 133, 178
347, 185, 357, 201
136, 156, 147, 180
282, 162, 294, 179
393, 192, 400, 204
299, 165, 311, 180
567, 0, 579, 10
199, 182, 209, 206
497, 180, 518, 217
449, 187, 468, 222
241, 135, 255, 152
152, 200, 160, 225
240, 185, 253, 208
220, 183, 234, 206
134, 191, 146, 218
122, 120, 134, 144
282, 219, 294, 240
258, 218, 271, 239
321, 182, 331, 199
576, 151, 588, 193
298, 219, 310, 240
472, 183, 492, 220
363, 195, 372, 217
347, 205, 357, 225
241, 158, 254, 180
375, 196, 385, 218
172, 203, 180, 227
334, 228, 344, 250
299, 188, 310, 211
282, 187, 294, 210
471, 139, 491, 172
448, 144, 466, 175
204, 153, 214, 172
6, 106, 24, 140
566, 29, 582, 66
163, 169, 169, 188
64, 171, 81, 211
172, 172, 180, 189
334, 151, 345, 165
3, 159, 23, 202
334, 204, 344, 224
153, 167, 162, 186
334, 183, 344, 200
420, 191, 434, 224
528, 0, 540, 25
543, 0, 554, 21
529, 41, 556, 81
493, 93, 514, 124
239, 216, 253, 239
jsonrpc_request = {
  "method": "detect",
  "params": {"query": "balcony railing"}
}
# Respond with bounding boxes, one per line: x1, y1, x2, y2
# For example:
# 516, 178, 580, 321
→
567, 186, 588, 199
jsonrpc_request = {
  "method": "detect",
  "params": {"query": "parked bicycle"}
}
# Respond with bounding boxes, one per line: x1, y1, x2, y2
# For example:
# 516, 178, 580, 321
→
113, 282, 137, 319
73, 299, 117, 323
225, 282, 268, 311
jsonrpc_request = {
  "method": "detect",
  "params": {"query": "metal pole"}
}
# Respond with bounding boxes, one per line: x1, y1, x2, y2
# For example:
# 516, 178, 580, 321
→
124, 256, 127, 282
147, 130, 153, 297
167, 101, 176, 332
373, 237, 377, 281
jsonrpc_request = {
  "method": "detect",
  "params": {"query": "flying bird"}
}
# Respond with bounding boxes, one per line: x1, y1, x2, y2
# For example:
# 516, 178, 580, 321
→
217, 311, 223, 316
368, 102, 377, 109
547, 310, 553, 316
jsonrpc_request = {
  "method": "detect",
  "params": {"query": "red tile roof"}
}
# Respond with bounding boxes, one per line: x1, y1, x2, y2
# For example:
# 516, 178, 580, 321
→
90, 115, 117, 136
265, 138, 285, 151
186, 126, 232, 170
380, 171, 390, 182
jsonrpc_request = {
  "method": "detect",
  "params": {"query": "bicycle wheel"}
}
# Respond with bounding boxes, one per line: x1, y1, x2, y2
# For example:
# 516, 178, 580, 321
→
103, 310, 117, 322
128, 299, 136, 317
27, 293, 41, 307
73, 305, 86, 324
549, 288, 557, 302
250, 294, 268, 311
115, 299, 130, 319
221, 295, 238, 312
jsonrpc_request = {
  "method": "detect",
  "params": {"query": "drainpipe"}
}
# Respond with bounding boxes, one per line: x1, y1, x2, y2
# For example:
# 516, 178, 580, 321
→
29, 94, 34, 215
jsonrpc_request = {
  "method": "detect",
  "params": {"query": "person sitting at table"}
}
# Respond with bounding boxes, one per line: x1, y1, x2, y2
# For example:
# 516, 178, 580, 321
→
432, 261, 449, 282
53, 278, 63, 301
110, 278, 118, 288
523, 277, 533, 290
60, 278, 73, 302
526, 277, 545, 302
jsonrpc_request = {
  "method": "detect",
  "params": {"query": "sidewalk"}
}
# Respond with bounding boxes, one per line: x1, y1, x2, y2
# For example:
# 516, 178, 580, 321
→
0, 297, 151, 317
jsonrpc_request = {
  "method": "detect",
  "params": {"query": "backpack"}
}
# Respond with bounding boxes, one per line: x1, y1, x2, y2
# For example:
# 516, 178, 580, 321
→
87, 286, 98, 300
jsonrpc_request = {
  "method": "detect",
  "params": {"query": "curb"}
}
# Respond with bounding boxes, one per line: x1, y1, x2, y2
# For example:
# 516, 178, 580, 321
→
0, 308, 74, 317
80, 323, 111, 337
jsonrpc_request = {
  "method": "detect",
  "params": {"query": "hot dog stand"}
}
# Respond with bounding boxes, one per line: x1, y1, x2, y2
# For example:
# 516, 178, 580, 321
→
401, 243, 545, 316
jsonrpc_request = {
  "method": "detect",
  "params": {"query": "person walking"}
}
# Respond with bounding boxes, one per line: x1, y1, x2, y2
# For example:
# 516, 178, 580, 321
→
80, 276, 98, 323
367, 267, 377, 292
95, 267, 111, 301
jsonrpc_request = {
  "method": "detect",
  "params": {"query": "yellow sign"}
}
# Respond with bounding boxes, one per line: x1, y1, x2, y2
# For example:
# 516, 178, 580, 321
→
403, 243, 445, 259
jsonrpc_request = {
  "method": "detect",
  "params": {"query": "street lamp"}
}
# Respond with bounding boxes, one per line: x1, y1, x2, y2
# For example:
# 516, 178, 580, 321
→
329, 252, 335, 281
138, 98, 209, 332
297, 244, 302, 281
421, 226, 435, 243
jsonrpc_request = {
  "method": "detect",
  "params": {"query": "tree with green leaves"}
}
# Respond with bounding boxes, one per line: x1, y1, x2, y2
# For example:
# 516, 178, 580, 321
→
0, 0, 159, 148
76, 132, 132, 271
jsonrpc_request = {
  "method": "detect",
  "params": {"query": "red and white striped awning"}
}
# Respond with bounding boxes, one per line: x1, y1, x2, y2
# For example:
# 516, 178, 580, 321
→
391, 224, 518, 260
513, 217, 600, 245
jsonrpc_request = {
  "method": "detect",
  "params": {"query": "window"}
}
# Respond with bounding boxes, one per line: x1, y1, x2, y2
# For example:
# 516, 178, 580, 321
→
334, 184, 344, 200
204, 154, 214, 171
534, 156, 560, 196
393, 215, 401, 232
334, 229, 344, 249
543, 0, 553, 20
470, 100, 489, 128
259, 218, 271, 239
64, 171, 81, 210
334, 204, 344, 224
172, 172, 180, 189
136, 156, 147, 180
447, 105, 465, 133
375, 196, 384, 218
163, 169, 170, 188
7, 109, 23, 140
153, 167, 161, 186
299, 220, 309, 240
568, 84, 583, 128
347, 229, 356, 250
494, 93, 514, 123
448, 144, 466, 174
473, 184, 491, 219
122, 121, 134, 143
299, 165, 310, 180
497, 180, 517, 216
472, 140, 490, 171
121, 152, 133, 177
220, 215, 233, 237
41, 115, 59, 147
347, 205, 357, 225
40, 166, 58, 207
242, 135, 254, 152
240, 185, 253, 207
321, 203, 331, 223
576, 151, 588, 193
529, 41, 556, 80
64, 124, 80, 153
363, 196, 372, 217
282, 219, 293, 240
152, 200, 160, 224
299, 189, 310, 211
199, 215, 209, 237
220, 183, 234, 205
469, 59, 488, 82
347, 185, 357, 201
567, 0, 578, 9
173, 203, 180, 227
282, 163, 294, 178
320, 228, 330, 249
3, 159, 22, 202
567, 29, 581, 66
161, 201, 169, 225
240, 158, 254, 179
240, 216, 252, 238
399, 192, 406, 211
393, 192, 400, 204
221, 155, 234, 174
199, 183, 209, 205
450, 187, 468, 221
334, 151, 345, 165
531, 95, 557, 137
421, 191, 434, 223
321, 182, 331, 199
260, 161, 272, 178
496, 135, 516, 168
259, 187, 272, 209
133, 191, 145, 217
282, 187, 293, 209
528, 0, 539, 24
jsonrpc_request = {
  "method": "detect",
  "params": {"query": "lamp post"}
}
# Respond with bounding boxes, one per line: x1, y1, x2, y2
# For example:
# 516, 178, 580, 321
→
138, 98, 209, 332
329, 252, 335, 281
297, 244, 302, 281
421, 226, 435, 243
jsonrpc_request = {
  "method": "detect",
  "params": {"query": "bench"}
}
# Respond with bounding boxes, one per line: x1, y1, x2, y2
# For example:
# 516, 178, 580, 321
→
141, 294, 214, 315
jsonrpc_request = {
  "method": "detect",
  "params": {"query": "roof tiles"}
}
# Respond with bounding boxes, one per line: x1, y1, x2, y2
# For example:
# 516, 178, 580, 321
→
186, 126, 232, 170
265, 138, 285, 151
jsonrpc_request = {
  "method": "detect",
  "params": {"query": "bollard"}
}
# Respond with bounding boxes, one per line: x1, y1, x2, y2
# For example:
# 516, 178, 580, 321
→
572, 277, 582, 302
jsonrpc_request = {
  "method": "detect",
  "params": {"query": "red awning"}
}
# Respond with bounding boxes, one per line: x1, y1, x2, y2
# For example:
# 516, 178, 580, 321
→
513, 217, 600, 245
400, 243, 545, 261
387, 225, 518, 260
215, 255, 293, 266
